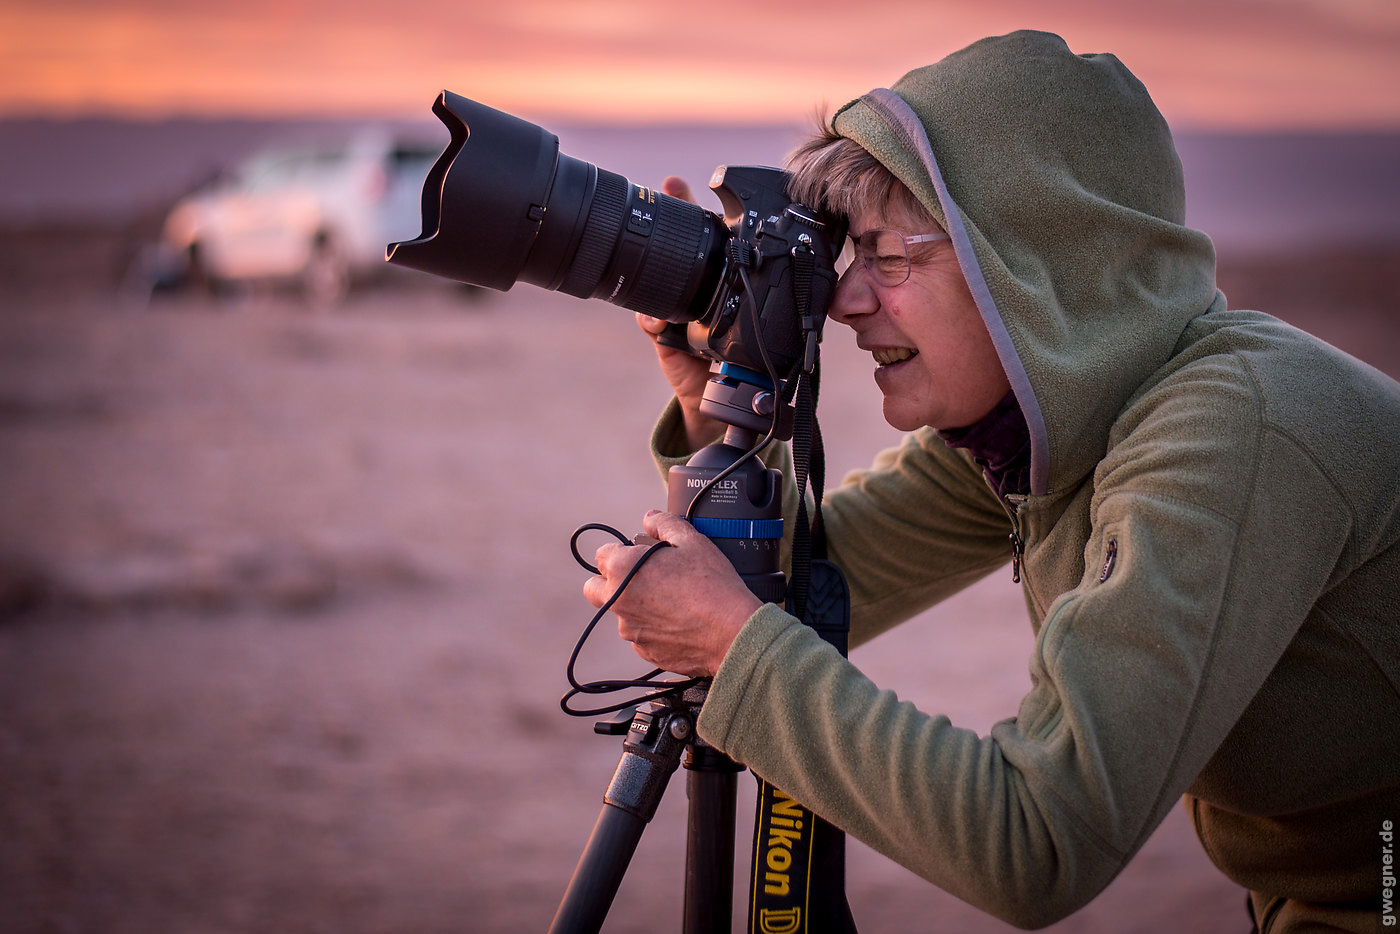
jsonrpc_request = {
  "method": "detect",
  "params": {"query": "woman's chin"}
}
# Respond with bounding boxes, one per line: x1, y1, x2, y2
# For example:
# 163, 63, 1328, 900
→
880, 398, 928, 432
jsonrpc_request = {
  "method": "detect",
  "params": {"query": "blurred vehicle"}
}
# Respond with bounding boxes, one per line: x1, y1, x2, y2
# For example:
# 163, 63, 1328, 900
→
157, 128, 440, 305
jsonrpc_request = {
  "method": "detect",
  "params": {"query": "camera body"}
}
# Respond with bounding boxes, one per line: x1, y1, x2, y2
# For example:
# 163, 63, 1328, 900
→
673, 164, 841, 376
385, 92, 845, 426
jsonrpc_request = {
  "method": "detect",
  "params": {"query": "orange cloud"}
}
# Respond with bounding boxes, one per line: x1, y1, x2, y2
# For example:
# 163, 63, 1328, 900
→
1, 0, 1397, 128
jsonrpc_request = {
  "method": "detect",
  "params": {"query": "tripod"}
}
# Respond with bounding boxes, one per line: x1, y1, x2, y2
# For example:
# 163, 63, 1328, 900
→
548, 684, 746, 932
550, 369, 792, 933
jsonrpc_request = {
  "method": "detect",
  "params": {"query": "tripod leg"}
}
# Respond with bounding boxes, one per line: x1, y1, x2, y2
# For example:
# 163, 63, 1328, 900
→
549, 802, 651, 933
684, 759, 741, 933
549, 703, 689, 934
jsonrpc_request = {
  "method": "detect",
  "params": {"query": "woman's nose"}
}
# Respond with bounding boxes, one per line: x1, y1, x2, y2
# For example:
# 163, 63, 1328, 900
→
828, 263, 877, 327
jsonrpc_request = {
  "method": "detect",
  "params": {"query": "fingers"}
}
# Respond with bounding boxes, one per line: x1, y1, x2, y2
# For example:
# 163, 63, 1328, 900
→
635, 311, 668, 337
585, 529, 669, 601
591, 540, 638, 583
582, 514, 682, 609
581, 573, 606, 608
643, 509, 701, 546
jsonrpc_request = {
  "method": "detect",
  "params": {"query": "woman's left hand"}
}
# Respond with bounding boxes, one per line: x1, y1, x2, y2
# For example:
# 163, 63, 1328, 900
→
584, 510, 762, 677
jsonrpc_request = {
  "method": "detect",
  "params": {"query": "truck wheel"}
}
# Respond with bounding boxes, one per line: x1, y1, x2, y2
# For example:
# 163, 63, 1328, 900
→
302, 236, 349, 307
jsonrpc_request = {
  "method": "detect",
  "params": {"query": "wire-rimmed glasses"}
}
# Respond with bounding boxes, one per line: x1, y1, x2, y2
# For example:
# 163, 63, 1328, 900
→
837, 229, 951, 286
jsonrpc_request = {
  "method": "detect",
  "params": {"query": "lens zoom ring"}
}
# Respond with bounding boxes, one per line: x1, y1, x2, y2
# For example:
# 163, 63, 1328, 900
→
625, 204, 705, 317
560, 170, 628, 298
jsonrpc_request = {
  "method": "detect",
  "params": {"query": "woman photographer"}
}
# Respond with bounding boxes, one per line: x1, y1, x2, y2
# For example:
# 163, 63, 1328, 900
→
584, 31, 1400, 932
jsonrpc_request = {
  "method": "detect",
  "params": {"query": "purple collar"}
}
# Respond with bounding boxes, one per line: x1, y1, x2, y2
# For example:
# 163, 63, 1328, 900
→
938, 391, 1031, 499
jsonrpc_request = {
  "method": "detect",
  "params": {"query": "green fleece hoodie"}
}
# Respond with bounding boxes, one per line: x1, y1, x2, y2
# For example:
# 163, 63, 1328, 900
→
652, 31, 1400, 931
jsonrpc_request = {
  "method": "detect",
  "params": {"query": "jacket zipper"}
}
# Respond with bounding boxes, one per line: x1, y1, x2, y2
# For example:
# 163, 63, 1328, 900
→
1004, 494, 1027, 584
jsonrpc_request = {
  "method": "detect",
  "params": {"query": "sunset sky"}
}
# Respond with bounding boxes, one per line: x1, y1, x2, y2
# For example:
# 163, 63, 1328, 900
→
2, 0, 1398, 129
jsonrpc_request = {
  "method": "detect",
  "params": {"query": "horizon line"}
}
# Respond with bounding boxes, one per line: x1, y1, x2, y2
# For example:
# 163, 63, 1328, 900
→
5, 108, 1400, 137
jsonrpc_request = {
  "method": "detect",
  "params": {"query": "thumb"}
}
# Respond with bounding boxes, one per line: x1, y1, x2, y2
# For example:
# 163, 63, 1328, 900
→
661, 176, 695, 204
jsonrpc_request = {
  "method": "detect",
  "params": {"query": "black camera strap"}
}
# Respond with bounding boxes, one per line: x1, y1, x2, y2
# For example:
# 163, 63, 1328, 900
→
789, 362, 826, 610
747, 250, 857, 934
788, 243, 828, 621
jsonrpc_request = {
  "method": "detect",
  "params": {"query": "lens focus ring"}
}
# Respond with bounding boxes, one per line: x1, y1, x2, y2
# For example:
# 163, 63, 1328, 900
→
559, 169, 628, 299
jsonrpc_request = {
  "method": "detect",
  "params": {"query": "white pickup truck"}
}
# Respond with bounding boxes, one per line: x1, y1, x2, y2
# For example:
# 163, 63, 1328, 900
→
159, 128, 440, 304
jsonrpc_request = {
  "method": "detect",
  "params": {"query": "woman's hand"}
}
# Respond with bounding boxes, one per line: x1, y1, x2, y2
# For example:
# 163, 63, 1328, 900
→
583, 510, 761, 678
636, 177, 724, 451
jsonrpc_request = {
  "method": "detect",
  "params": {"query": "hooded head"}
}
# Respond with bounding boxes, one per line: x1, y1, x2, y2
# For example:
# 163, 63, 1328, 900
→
791, 31, 1219, 495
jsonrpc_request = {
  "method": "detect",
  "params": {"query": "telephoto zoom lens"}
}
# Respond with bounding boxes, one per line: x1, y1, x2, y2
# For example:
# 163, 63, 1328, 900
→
387, 92, 729, 324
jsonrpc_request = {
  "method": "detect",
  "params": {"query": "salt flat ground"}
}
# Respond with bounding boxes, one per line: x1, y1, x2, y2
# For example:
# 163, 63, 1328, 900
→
1, 266, 1394, 932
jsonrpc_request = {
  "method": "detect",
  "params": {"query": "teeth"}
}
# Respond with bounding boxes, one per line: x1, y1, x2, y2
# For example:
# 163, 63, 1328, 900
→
873, 347, 917, 366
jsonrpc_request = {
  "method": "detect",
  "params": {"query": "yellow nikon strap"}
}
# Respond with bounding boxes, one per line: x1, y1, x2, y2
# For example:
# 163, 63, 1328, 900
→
750, 776, 855, 933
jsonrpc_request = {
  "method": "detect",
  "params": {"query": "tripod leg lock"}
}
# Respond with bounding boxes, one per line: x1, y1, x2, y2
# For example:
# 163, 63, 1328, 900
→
603, 703, 691, 822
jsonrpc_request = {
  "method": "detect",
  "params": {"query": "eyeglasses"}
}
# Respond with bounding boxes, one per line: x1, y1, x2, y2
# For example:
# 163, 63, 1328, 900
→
837, 228, 951, 287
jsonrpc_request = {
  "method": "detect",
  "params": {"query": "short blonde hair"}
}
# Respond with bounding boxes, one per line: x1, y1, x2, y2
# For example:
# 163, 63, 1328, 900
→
785, 121, 932, 225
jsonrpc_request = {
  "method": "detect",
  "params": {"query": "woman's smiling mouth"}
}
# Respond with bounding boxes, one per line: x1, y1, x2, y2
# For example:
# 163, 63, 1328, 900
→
873, 347, 919, 366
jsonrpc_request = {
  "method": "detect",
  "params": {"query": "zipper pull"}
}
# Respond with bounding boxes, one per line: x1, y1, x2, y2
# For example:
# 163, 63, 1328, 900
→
1009, 531, 1023, 584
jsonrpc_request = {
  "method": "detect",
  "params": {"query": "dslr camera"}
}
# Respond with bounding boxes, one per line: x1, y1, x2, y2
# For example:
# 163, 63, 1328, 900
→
387, 92, 845, 437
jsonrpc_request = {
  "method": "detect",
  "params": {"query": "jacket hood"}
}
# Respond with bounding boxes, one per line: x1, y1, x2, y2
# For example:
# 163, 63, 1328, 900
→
832, 31, 1219, 495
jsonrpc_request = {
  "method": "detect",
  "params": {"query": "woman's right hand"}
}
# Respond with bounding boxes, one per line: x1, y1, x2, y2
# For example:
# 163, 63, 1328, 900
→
636, 176, 724, 450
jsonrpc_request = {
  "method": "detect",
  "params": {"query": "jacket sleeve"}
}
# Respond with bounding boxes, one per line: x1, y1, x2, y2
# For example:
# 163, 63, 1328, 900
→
695, 364, 1355, 928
